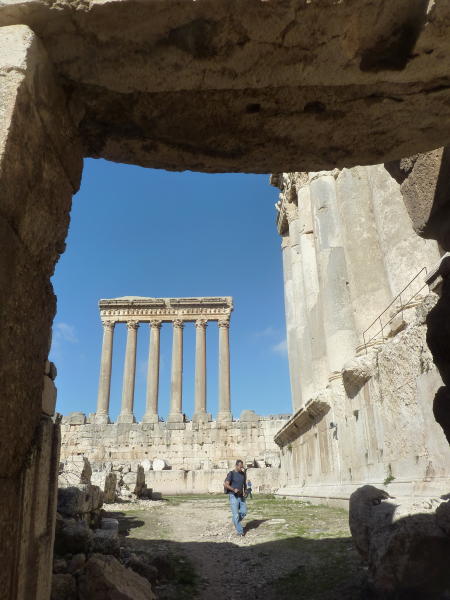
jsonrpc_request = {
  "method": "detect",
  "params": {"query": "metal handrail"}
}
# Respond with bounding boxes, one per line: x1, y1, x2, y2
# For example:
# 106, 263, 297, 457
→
362, 266, 428, 353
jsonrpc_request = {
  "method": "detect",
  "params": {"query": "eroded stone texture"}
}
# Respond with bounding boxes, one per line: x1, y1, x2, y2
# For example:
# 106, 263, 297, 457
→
1, 2, 450, 171
349, 486, 450, 598
0, 24, 82, 600
274, 164, 449, 505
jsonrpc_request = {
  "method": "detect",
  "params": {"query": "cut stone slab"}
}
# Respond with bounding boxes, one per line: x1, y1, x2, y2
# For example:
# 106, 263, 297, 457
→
2, 2, 450, 172
78, 554, 156, 600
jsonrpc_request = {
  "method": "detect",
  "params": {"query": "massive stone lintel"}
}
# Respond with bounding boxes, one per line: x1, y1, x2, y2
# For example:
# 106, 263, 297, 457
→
2, 2, 450, 172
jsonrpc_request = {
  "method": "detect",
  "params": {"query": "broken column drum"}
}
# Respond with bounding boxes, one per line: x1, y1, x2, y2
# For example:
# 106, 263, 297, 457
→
94, 297, 234, 423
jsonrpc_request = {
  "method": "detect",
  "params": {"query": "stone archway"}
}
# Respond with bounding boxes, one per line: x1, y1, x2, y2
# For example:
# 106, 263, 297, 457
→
2, 3, 450, 598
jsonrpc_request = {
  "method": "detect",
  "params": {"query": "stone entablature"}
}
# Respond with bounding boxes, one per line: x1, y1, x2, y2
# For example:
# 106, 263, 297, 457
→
99, 296, 233, 322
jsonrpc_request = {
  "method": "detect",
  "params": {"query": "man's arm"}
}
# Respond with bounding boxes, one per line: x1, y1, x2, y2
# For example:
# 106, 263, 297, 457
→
224, 476, 239, 494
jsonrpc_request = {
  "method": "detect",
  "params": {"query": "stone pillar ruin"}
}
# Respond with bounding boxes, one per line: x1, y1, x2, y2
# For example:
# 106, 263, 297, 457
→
281, 234, 303, 410
95, 297, 233, 423
143, 320, 161, 423
310, 172, 357, 376
287, 197, 315, 407
168, 319, 184, 423
193, 319, 210, 422
118, 321, 139, 423
95, 321, 115, 424
217, 319, 232, 421
296, 182, 329, 392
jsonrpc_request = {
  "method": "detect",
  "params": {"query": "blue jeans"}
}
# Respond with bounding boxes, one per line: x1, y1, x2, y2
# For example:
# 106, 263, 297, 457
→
229, 494, 247, 534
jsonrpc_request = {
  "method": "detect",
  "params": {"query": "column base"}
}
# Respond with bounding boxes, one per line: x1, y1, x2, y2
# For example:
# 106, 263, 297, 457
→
142, 412, 159, 423
94, 413, 110, 424
167, 412, 184, 423
192, 411, 212, 424
216, 411, 232, 422
117, 413, 136, 424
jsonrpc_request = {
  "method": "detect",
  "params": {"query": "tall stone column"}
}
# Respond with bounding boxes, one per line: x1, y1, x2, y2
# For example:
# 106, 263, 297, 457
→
118, 321, 139, 423
335, 167, 392, 339
281, 234, 303, 411
287, 199, 315, 408
193, 319, 211, 423
310, 172, 357, 375
297, 183, 329, 393
217, 319, 232, 422
143, 320, 161, 423
168, 319, 184, 423
95, 320, 115, 424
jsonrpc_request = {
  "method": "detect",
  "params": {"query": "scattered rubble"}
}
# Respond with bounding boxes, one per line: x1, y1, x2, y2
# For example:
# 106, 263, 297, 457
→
349, 485, 450, 598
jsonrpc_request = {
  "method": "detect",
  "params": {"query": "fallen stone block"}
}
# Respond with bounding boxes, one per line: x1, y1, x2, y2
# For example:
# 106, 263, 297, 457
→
152, 458, 169, 471
349, 485, 450, 598
54, 519, 93, 556
57, 483, 103, 519
92, 528, 120, 556
91, 471, 117, 503
78, 554, 156, 600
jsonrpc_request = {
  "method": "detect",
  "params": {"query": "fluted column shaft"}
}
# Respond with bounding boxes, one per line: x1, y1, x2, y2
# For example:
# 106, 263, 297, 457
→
217, 319, 232, 421
118, 321, 139, 423
143, 320, 161, 423
168, 320, 184, 422
310, 173, 357, 374
194, 319, 208, 416
96, 320, 115, 423
281, 234, 303, 411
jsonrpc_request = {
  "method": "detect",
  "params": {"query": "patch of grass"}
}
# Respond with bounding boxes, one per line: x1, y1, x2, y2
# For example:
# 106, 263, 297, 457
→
269, 539, 363, 599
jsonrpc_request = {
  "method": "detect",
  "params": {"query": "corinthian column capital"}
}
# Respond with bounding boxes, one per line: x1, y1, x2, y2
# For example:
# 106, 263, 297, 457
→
195, 319, 208, 329
173, 319, 184, 329
218, 319, 230, 329
127, 321, 139, 330
149, 320, 162, 329
101, 320, 115, 330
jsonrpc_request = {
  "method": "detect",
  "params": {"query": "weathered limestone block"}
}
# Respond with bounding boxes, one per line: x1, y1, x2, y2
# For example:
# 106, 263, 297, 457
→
121, 465, 145, 496
152, 458, 169, 471
59, 456, 92, 487
342, 351, 377, 398
57, 484, 103, 519
239, 409, 259, 422
2, 2, 450, 173
91, 471, 117, 503
54, 519, 93, 556
92, 529, 120, 556
78, 554, 156, 600
350, 485, 450, 597
0, 22, 82, 600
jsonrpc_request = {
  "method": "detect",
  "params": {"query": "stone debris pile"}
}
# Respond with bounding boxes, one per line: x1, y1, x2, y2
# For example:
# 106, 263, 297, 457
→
52, 456, 158, 599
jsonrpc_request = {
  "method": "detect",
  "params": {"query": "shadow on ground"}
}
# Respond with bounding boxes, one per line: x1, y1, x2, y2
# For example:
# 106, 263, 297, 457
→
109, 511, 367, 600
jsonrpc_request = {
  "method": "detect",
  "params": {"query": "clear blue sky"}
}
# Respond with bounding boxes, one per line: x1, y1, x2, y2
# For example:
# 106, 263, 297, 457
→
50, 159, 291, 420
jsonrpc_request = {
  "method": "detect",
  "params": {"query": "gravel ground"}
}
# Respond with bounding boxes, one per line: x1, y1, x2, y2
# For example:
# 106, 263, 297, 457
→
105, 495, 367, 600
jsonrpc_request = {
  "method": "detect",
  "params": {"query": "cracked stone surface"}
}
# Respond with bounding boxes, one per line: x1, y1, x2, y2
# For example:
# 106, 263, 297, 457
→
1, 1, 450, 172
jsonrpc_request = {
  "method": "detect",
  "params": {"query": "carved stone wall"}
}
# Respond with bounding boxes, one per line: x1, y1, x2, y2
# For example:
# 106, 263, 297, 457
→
273, 165, 450, 505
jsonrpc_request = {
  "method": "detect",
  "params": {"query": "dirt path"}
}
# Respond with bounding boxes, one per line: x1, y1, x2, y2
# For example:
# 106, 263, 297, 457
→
106, 495, 366, 600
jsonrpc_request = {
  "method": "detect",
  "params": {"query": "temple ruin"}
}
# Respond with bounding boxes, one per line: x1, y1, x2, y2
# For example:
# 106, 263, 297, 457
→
95, 296, 234, 424
272, 165, 450, 504
60, 296, 289, 495
2, 1, 450, 598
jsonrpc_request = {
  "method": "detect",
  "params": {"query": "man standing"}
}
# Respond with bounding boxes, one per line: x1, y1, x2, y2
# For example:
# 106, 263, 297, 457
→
224, 459, 247, 536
